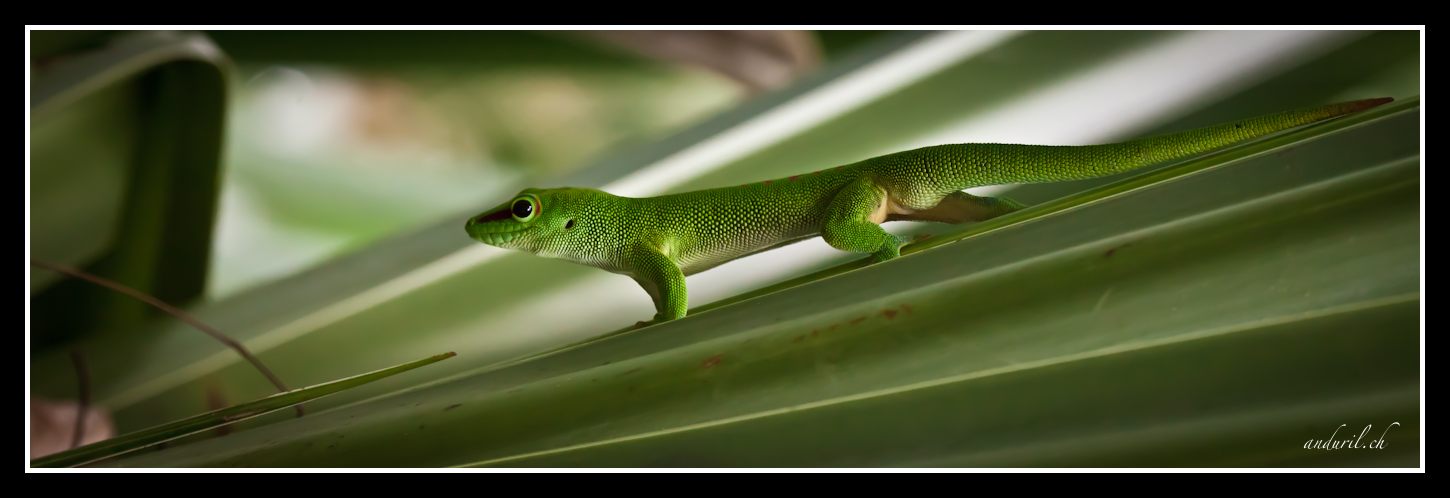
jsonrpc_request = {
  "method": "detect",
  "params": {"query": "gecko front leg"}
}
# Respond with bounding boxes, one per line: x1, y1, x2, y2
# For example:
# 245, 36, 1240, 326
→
628, 246, 689, 326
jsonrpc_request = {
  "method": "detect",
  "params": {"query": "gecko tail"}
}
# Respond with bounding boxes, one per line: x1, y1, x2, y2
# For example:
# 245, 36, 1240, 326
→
1119, 96, 1397, 167
919, 97, 1397, 191
1126, 96, 1394, 167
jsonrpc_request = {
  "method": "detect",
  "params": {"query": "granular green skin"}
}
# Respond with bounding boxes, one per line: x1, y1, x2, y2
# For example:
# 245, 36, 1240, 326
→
467, 98, 1391, 323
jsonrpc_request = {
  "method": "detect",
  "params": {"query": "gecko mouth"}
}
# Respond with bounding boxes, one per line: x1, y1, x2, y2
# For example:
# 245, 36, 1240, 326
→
465, 209, 528, 246
468, 228, 524, 246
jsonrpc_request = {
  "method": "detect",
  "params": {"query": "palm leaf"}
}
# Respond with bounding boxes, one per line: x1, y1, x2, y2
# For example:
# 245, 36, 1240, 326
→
93, 98, 1418, 467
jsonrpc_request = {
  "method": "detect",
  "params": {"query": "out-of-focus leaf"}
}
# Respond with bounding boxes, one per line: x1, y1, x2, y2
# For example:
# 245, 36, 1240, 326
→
30, 30, 229, 347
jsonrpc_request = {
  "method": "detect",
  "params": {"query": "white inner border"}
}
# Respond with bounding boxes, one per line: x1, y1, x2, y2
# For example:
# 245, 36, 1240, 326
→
25, 25, 1425, 473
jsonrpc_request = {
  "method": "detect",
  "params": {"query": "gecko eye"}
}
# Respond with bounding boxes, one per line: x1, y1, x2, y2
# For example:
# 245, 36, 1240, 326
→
565, 219, 576, 230
511, 198, 536, 221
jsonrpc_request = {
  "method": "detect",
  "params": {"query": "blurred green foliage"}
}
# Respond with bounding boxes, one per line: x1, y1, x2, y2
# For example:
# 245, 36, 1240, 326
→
204, 30, 884, 297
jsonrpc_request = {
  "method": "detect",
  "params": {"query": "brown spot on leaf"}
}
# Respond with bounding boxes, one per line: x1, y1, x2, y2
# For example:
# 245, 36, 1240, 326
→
788, 175, 799, 181
849, 316, 868, 326
701, 354, 724, 369
882, 308, 899, 320
1104, 242, 1132, 258
206, 385, 232, 437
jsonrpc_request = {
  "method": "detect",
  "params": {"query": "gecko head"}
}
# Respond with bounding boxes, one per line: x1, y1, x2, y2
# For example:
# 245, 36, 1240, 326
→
465, 187, 602, 256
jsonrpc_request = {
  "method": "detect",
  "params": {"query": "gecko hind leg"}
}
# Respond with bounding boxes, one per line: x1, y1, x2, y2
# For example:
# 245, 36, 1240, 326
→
821, 178, 903, 263
886, 191, 1026, 224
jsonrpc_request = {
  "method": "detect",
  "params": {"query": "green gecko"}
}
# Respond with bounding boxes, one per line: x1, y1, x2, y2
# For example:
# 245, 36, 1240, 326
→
466, 98, 1392, 324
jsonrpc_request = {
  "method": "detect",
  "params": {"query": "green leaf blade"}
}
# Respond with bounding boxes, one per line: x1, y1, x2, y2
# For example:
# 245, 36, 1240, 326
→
31, 352, 454, 468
